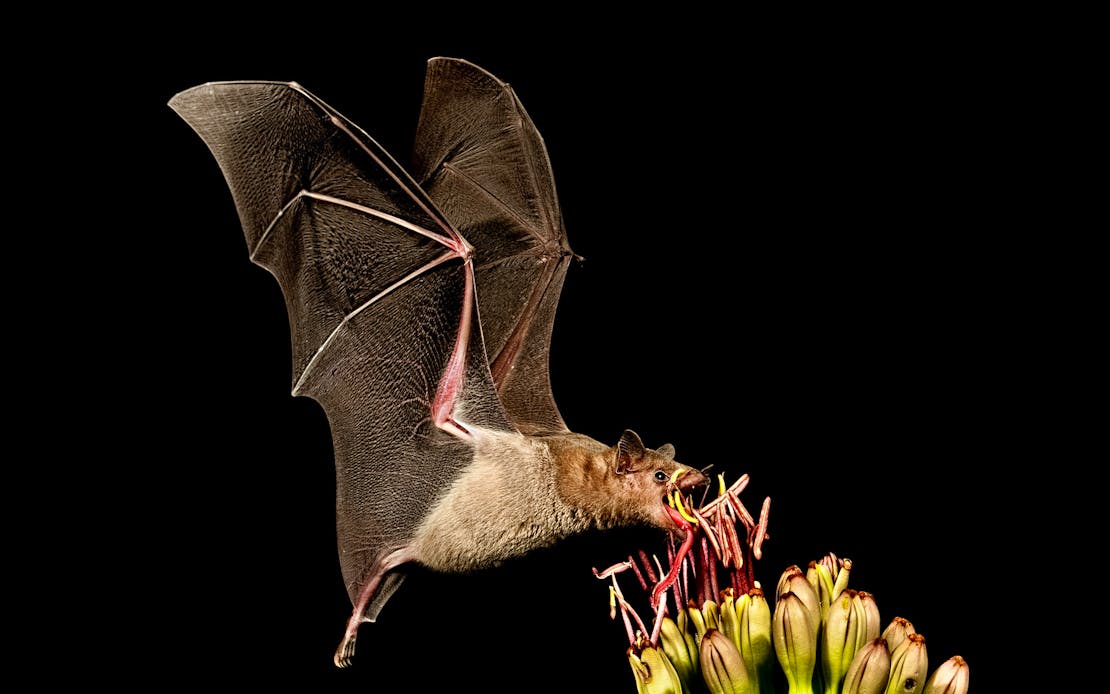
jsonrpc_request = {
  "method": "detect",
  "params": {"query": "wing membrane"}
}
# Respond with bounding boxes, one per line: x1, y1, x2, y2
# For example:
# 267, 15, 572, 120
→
170, 81, 509, 611
413, 58, 574, 435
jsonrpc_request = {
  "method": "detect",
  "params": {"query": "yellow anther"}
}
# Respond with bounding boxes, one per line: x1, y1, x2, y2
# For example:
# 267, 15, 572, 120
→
670, 469, 685, 485
668, 490, 677, 508
718, 473, 727, 497
609, 585, 616, 608
673, 491, 699, 525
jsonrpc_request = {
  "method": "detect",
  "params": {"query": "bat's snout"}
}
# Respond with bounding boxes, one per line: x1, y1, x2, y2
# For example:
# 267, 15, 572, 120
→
676, 468, 709, 493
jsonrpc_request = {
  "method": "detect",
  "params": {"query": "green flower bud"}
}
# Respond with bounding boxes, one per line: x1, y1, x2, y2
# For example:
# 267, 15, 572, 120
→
923, 655, 969, 694
721, 590, 745, 652
881, 617, 915, 653
884, 633, 928, 694
858, 591, 881, 642
843, 638, 892, 694
738, 588, 773, 694
832, 558, 852, 601
659, 616, 700, 690
683, 604, 711, 645
822, 590, 870, 694
818, 553, 841, 579
703, 600, 722, 635
773, 592, 817, 694
701, 628, 753, 694
807, 561, 835, 624
777, 565, 804, 599
780, 568, 821, 638
629, 643, 685, 694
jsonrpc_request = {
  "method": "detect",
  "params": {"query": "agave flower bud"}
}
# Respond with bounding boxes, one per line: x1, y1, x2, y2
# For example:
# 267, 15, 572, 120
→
773, 592, 817, 694
881, 617, 916, 653
721, 590, 744, 651
821, 590, 870, 694
629, 642, 685, 694
682, 604, 712, 645
858, 591, 881, 642
777, 565, 804, 599
701, 628, 753, 694
824, 590, 869, 690
832, 558, 852, 600
780, 568, 821, 637
703, 600, 722, 635
807, 561, 835, 622
884, 633, 928, 694
818, 552, 840, 578
843, 638, 892, 694
738, 587, 773, 693
659, 616, 700, 690
923, 655, 969, 694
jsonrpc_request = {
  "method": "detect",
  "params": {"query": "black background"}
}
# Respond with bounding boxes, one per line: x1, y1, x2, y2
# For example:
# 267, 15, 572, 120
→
70, 20, 1038, 691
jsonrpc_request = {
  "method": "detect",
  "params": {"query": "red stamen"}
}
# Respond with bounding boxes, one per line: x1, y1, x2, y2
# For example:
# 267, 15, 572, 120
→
648, 595, 668, 646
693, 507, 723, 560
593, 561, 632, 579
699, 474, 750, 515
706, 536, 720, 600
651, 506, 696, 608
610, 576, 637, 646
753, 496, 771, 560
679, 549, 689, 610
728, 489, 755, 529
628, 555, 649, 592
638, 549, 658, 585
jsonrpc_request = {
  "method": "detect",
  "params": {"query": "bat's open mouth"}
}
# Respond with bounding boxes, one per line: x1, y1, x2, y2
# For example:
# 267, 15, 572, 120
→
662, 468, 710, 528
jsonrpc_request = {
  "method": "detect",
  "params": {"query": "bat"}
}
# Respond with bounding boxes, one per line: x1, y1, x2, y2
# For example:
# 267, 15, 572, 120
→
169, 57, 707, 667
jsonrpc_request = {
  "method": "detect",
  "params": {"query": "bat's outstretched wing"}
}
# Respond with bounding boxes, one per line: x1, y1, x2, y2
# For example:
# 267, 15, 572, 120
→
413, 58, 574, 436
169, 80, 514, 619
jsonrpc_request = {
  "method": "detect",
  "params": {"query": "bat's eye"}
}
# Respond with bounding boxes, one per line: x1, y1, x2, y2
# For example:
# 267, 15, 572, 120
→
654, 470, 669, 483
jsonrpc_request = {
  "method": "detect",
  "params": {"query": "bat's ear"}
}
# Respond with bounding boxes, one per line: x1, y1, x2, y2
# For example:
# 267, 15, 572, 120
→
615, 429, 647, 474
656, 443, 676, 460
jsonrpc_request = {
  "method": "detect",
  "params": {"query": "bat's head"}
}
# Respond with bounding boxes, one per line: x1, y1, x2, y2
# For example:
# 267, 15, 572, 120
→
607, 429, 709, 531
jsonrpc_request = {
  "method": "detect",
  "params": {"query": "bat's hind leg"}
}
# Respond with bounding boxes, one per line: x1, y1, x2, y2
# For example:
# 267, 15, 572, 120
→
334, 545, 416, 668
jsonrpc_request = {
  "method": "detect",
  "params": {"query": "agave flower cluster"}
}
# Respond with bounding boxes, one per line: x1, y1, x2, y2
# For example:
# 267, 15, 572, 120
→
770, 555, 968, 694
597, 475, 969, 694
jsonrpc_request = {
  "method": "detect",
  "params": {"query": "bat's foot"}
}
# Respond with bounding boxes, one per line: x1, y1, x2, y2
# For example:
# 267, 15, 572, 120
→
333, 627, 358, 668
332, 547, 416, 668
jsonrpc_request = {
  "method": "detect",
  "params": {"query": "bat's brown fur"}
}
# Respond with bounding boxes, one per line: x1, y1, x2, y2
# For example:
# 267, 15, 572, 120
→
413, 429, 706, 572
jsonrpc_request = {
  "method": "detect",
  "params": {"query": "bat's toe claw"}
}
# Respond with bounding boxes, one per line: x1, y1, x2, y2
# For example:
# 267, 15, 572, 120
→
333, 635, 356, 668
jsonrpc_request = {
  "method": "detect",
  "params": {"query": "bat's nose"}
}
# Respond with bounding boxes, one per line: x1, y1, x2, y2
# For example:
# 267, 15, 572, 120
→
676, 468, 709, 493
